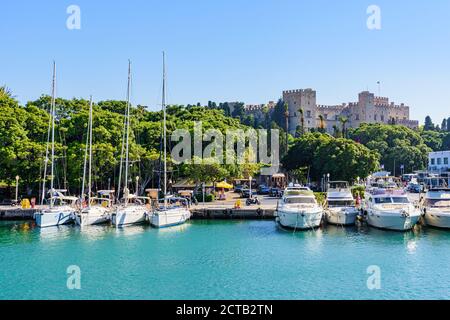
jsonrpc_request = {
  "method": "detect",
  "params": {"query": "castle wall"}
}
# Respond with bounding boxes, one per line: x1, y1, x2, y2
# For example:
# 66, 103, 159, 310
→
252, 88, 418, 133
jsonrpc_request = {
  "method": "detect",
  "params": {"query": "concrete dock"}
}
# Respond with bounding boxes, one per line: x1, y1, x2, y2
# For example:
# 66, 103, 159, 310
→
0, 194, 280, 221
191, 207, 276, 220
0, 207, 40, 220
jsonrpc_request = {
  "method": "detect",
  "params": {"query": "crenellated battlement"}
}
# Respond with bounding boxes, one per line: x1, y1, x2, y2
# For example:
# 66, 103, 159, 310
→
249, 88, 418, 130
283, 88, 316, 95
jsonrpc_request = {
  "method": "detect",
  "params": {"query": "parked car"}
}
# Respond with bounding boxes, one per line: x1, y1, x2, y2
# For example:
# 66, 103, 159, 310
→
257, 186, 270, 195
234, 185, 245, 194
241, 189, 257, 198
407, 183, 423, 193
269, 188, 283, 198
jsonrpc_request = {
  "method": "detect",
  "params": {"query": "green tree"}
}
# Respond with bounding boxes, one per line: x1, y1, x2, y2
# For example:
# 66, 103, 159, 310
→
282, 132, 379, 183
349, 123, 431, 174
424, 116, 435, 131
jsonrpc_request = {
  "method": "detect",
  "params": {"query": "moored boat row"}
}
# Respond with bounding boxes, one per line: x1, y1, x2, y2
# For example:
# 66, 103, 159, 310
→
34, 56, 191, 230
276, 180, 450, 232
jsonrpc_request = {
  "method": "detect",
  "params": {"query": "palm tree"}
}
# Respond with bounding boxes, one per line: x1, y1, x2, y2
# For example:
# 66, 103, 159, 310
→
318, 115, 325, 133
0, 85, 13, 99
339, 116, 348, 138
262, 105, 270, 129
332, 125, 340, 138
298, 107, 305, 135
284, 103, 289, 154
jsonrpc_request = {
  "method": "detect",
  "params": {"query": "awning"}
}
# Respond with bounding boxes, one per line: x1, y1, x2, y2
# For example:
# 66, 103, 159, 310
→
216, 181, 233, 189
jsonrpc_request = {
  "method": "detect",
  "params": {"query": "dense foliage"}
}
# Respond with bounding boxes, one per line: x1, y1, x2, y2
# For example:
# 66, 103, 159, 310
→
282, 132, 380, 183
0, 92, 252, 199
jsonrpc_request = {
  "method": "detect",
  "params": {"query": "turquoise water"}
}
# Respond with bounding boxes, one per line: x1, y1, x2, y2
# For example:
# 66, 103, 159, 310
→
0, 220, 449, 300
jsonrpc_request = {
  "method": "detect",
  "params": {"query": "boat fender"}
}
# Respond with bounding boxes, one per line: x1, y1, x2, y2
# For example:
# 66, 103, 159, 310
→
256, 208, 263, 216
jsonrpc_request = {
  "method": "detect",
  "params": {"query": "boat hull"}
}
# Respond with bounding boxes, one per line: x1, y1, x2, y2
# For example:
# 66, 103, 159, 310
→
112, 206, 149, 227
424, 211, 450, 229
367, 210, 421, 231
34, 208, 74, 228
277, 209, 323, 230
75, 207, 111, 226
325, 207, 359, 226
150, 208, 190, 228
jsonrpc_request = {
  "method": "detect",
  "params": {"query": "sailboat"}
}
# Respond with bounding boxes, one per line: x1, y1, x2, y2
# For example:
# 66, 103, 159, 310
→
150, 52, 191, 228
111, 61, 151, 227
35, 62, 77, 228
75, 96, 113, 226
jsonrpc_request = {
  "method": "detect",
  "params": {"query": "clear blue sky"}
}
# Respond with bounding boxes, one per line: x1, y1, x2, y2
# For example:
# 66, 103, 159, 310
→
1, 0, 449, 124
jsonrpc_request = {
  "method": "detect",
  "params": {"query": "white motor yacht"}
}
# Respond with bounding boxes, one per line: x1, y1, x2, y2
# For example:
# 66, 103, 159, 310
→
325, 181, 359, 226
276, 184, 323, 230
423, 188, 450, 229
364, 188, 421, 231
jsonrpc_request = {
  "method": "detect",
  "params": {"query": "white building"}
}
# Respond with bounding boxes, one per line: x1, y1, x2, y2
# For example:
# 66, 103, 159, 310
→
429, 151, 450, 173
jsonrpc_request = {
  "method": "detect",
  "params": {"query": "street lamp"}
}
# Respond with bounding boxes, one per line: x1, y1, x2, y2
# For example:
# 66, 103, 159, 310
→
15, 175, 20, 202
249, 176, 253, 199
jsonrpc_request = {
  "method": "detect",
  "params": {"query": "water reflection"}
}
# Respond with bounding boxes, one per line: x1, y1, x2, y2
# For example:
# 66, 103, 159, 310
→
38, 225, 74, 242
77, 224, 112, 241
155, 222, 191, 236
113, 224, 149, 238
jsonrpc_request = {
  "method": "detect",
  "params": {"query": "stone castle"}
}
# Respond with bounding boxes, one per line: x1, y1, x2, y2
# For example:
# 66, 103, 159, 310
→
244, 89, 419, 134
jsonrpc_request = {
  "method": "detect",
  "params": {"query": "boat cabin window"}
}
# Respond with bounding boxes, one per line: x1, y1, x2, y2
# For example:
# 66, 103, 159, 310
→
426, 199, 450, 207
285, 197, 316, 204
374, 197, 392, 204
328, 200, 355, 207
374, 197, 409, 204
392, 197, 410, 204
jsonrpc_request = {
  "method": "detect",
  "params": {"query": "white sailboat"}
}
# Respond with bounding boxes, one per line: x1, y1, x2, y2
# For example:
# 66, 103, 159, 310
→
111, 61, 151, 227
423, 188, 450, 229
150, 52, 191, 228
276, 184, 323, 230
364, 187, 421, 231
75, 97, 112, 226
325, 181, 359, 226
35, 62, 77, 228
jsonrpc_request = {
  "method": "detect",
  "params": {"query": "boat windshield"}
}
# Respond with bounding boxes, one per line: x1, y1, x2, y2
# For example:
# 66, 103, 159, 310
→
392, 197, 410, 204
374, 197, 409, 204
426, 199, 450, 208
285, 197, 316, 204
328, 200, 355, 207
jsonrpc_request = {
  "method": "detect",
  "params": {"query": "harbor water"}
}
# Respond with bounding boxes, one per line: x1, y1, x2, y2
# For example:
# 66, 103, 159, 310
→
1, 220, 449, 300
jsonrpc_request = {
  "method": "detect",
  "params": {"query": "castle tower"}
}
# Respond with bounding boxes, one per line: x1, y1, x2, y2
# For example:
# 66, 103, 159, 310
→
282, 88, 317, 134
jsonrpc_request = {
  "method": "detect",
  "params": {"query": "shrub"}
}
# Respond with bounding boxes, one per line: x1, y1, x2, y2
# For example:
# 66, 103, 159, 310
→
351, 186, 365, 199
194, 193, 215, 203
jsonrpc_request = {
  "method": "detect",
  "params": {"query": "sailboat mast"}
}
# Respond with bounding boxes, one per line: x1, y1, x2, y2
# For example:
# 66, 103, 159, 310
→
50, 61, 56, 208
81, 106, 89, 206
41, 84, 52, 206
162, 52, 167, 209
88, 96, 93, 208
124, 60, 132, 205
